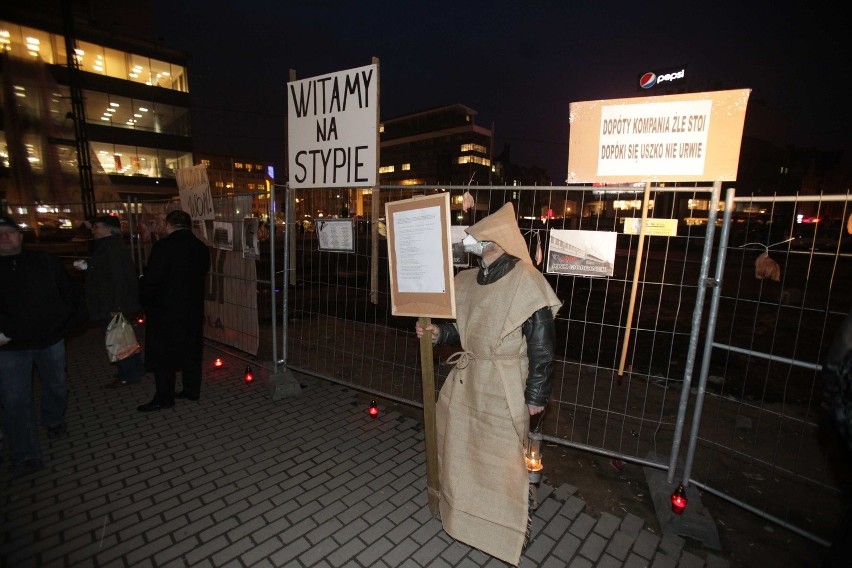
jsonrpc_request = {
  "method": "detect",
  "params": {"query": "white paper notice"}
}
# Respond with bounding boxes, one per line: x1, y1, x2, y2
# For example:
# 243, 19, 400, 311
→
393, 206, 445, 293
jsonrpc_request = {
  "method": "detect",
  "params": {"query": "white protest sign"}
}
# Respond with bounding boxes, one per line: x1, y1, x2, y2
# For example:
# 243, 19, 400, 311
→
287, 64, 378, 188
597, 99, 712, 177
176, 165, 215, 220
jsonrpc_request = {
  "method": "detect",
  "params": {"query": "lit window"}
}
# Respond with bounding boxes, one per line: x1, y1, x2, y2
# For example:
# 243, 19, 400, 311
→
234, 162, 243, 169
401, 163, 411, 171
201, 159, 210, 166
379, 165, 395, 173
613, 199, 653, 211
460, 143, 487, 154
457, 156, 491, 166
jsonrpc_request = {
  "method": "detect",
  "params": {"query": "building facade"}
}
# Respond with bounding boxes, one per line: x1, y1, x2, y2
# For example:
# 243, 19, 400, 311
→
196, 152, 275, 218
1, 0, 192, 216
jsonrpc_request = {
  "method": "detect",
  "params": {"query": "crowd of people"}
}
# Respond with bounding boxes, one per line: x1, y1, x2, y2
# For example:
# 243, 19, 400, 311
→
0, 210, 209, 477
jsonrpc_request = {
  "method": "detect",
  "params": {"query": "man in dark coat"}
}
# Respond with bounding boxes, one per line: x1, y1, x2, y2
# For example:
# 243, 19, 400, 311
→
78, 215, 145, 386
0, 215, 86, 475
137, 210, 210, 412
822, 308, 852, 568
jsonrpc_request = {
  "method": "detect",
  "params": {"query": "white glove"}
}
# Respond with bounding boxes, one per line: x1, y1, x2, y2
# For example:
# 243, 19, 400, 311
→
73, 259, 88, 271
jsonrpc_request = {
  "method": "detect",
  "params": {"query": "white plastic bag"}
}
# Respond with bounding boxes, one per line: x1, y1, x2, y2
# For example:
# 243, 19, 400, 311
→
105, 313, 140, 362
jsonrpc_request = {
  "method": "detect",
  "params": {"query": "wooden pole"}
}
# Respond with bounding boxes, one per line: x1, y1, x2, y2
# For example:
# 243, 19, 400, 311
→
418, 316, 441, 516
370, 56, 381, 304
618, 181, 651, 376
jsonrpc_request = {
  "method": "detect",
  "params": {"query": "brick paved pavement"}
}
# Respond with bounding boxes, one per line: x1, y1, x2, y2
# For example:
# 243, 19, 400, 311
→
0, 326, 729, 567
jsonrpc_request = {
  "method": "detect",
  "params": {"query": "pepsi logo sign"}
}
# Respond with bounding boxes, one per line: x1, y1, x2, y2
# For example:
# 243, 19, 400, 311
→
639, 68, 686, 89
639, 72, 657, 89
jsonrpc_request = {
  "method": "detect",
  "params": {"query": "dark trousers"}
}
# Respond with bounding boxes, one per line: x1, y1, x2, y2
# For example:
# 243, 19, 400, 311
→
152, 333, 203, 404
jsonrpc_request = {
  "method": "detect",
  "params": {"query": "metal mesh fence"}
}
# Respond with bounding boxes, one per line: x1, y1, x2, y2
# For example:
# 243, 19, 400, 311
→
5, 186, 849, 543
283, 185, 851, 544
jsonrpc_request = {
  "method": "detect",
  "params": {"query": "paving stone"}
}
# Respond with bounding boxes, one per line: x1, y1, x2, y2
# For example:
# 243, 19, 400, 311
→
578, 532, 607, 562
567, 556, 594, 568
633, 529, 661, 559
594, 512, 621, 538
552, 532, 582, 561
568, 512, 596, 539
621, 513, 645, 537
411, 534, 451, 565
542, 511, 571, 541
597, 553, 623, 568
678, 550, 705, 568
560, 496, 587, 520
525, 533, 556, 563
606, 530, 637, 560
356, 536, 395, 567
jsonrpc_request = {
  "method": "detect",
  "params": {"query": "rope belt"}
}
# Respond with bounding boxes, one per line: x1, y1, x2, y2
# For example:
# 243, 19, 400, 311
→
445, 350, 525, 369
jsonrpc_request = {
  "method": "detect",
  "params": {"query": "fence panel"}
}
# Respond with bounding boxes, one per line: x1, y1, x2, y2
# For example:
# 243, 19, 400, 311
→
690, 192, 851, 543
284, 184, 719, 465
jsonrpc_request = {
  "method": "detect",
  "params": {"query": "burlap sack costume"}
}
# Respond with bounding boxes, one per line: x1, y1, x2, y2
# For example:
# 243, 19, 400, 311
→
437, 203, 561, 565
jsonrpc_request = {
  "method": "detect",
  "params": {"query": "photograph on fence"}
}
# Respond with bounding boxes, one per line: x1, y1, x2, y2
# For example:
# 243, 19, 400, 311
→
243, 217, 259, 259
545, 229, 617, 277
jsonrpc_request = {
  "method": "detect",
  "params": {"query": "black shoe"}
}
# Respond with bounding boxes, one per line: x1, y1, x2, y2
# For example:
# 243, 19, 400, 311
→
12, 458, 44, 477
137, 400, 175, 412
175, 391, 199, 401
47, 424, 68, 439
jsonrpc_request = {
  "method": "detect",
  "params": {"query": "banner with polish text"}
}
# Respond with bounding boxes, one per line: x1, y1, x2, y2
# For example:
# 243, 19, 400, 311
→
567, 89, 750, 184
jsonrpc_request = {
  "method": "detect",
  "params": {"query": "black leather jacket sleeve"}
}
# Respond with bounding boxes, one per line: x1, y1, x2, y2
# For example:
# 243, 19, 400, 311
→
522, 306, 556, 406
433, 322, 460, 346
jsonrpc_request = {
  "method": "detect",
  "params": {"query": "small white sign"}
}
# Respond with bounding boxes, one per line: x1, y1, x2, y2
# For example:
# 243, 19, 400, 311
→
392, 206, 445, 293
316, 219, 355, 252
622, 218, 679, 236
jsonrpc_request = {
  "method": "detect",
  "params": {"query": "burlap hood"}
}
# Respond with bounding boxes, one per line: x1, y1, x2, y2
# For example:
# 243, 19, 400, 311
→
466, 202, 531, 264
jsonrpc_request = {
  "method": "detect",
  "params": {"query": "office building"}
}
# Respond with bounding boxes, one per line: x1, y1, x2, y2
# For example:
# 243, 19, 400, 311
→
1, 0, 192, 214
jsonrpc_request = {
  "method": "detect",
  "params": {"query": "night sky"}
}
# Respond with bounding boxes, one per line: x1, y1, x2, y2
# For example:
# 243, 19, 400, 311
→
153, 0, 850, 183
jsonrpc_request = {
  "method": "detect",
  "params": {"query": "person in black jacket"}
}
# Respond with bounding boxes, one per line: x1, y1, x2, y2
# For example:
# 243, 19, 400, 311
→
137, 210, 210, 412
0, 215, 85, 476
77, 215, 145, 387
822, 309, 852, 568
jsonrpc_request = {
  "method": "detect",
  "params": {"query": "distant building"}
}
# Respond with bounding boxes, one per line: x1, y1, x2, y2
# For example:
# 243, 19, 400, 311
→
1, 0, 192, 210
379, 103, 492, 186
196, 153, 274, 217
299, 103, 494, 221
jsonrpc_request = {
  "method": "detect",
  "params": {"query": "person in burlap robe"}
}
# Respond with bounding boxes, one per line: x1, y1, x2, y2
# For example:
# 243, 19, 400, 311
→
416, 202, 561, 565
